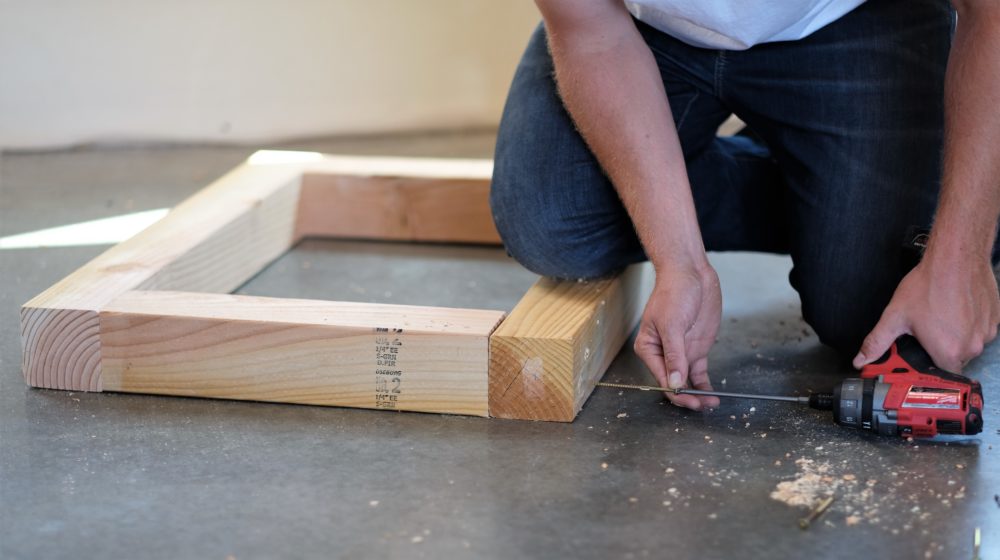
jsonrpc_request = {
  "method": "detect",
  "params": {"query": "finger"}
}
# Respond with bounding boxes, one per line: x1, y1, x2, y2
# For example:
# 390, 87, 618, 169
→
965, 337, 985, 364
634, 324, 669, 388
913, 330, 965, 373
688, 357, 720, 409
660, 326, 703, 410
853, 309, 907, 369
932, 352, 965, 373
660, 325, 689, 391
668, 392, 705, 411
634, 325, 699, 409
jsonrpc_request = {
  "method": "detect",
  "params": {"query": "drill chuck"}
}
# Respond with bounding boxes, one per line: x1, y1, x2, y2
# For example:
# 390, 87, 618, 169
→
807, 392, 834, 411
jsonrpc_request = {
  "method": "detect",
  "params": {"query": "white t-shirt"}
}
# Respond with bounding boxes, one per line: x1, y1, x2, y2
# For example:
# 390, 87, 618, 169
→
625, 0, 866, 50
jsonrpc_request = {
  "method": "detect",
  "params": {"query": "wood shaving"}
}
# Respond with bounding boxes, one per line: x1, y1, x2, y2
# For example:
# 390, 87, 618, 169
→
770, 458, 837, 508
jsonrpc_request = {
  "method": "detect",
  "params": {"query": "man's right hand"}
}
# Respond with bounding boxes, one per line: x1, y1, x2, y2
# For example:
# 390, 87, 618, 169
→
634, 261, 723, 411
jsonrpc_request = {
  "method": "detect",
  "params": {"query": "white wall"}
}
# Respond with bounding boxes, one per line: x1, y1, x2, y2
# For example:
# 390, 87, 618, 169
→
0, 1, 541, 150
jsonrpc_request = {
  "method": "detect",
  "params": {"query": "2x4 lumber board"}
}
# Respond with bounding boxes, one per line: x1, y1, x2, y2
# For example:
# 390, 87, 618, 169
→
294, 155, 499, 244
99, 290, 506, 416
20, 159, 306, 392
488, 263, 654, 421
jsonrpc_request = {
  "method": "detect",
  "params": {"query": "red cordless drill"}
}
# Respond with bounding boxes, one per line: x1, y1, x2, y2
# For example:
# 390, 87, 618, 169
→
598, 335, 985, 438
807, 335, 984, 437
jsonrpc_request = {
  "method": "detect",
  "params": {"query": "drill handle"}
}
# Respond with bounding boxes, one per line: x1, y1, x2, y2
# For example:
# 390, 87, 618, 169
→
869, 334, 937, 374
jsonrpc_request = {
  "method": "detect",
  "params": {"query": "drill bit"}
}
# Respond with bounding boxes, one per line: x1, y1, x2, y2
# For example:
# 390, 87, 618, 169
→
596, 382, 811, 404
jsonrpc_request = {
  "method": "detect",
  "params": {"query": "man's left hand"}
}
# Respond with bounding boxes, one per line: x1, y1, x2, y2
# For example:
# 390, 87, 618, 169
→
853, 257, 1000, 372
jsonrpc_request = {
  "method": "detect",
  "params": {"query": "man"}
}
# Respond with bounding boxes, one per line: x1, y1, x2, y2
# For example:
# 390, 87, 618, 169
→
490, 0, 1000, 410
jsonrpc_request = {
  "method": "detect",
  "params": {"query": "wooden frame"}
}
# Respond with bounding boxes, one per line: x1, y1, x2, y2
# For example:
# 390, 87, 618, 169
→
20, 150, 653, 422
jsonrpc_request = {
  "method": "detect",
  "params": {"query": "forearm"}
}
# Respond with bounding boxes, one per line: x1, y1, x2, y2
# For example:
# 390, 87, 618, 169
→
927, 3, 1000, 265
537, 0, 706, 270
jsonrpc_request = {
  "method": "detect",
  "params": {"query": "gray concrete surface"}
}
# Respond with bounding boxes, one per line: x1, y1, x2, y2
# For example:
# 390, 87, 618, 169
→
1, 132, 997, 559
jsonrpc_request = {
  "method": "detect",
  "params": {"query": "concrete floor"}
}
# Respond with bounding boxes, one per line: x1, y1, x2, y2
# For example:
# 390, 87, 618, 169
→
1, 132, 997, 559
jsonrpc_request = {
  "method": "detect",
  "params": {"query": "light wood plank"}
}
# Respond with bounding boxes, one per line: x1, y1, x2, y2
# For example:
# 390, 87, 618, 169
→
19, 152, 500, 394
20, 160, 307, 391
304, 154, 494, 180
294, 155, 498, 244
100, 291, 505, 416
488, 264, 654, 421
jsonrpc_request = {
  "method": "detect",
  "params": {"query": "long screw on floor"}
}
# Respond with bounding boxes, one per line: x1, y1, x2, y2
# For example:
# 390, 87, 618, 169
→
595, 382, 810, 404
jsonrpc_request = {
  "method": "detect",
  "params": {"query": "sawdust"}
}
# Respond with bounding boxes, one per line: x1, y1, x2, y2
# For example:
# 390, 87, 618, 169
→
768, 441, 972, 535
770, 458, 837, 507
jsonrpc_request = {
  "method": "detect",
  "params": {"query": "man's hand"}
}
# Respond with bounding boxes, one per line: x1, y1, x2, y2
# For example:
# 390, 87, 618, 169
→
634, 262, 722, 410
854, 256, 1000, 372
856, 2, 1000, 373
536, 0, 721, 405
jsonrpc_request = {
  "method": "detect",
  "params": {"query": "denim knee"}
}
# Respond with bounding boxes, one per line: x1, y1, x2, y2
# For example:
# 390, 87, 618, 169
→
502, 236, 627, 281
793, 264, 892, 359
800, 297, 870, 359
490, 183, 634, 280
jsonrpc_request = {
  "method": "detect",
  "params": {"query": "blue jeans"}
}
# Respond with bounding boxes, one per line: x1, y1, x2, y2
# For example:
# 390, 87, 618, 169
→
490, 0, 975, 358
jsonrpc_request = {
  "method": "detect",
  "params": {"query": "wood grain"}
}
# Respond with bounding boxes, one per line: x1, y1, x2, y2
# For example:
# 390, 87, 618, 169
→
294, 156, 498, 244
20, 153, 499, 394
20, 160, 306, 390
100, 291, 505, 416
488, 264, 654, 421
